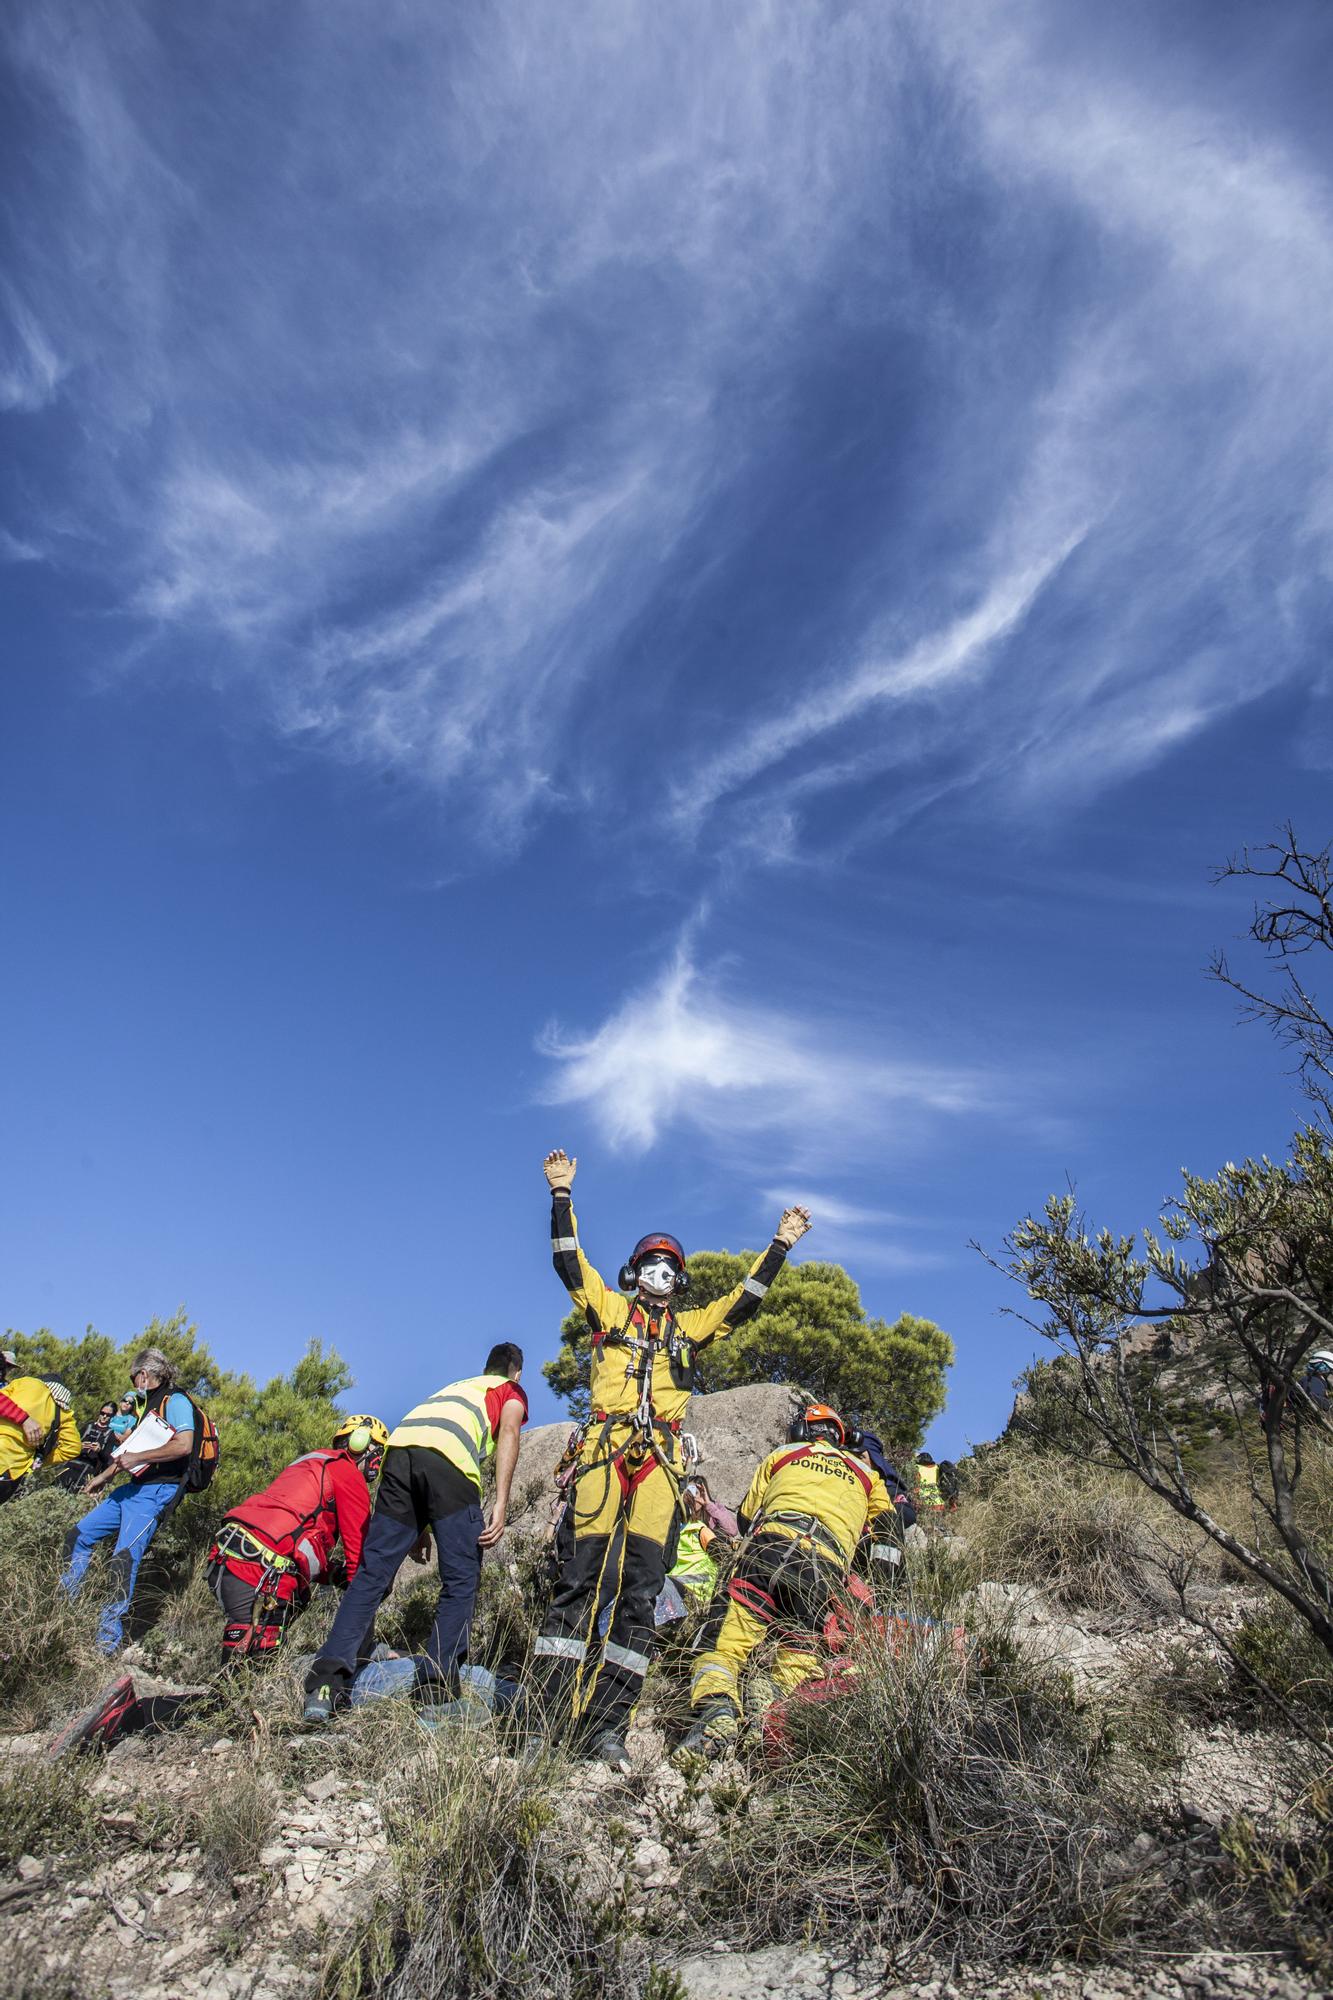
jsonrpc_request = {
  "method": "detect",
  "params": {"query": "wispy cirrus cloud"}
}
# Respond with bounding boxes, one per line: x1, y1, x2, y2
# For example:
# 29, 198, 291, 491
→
0, 1, 934, 849
537, 943, 1004, 1162
755, 1187, 947, 1274
670, 528, 1087, 833
3, 0, 1332, 867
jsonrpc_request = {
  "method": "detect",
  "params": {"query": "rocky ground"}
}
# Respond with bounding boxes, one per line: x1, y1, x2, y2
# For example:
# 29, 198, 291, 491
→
3, 1599, 1317, 2000
4, 1718, 389, 1999
673, 1941, 1324, 2000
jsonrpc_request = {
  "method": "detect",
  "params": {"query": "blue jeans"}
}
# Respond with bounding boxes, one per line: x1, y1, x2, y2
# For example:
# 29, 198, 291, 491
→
61, 1478, 179, 1653
309, 1445, 484, 1698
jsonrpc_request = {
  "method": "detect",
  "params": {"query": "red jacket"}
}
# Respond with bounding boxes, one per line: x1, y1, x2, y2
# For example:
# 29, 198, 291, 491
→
225, 1449, 370, 1587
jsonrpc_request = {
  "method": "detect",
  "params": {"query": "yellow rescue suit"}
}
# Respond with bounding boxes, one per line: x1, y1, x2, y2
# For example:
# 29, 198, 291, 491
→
534, 1189, 790, 1739
690, 1439, 893, 1719
0, 1375, 80, 1499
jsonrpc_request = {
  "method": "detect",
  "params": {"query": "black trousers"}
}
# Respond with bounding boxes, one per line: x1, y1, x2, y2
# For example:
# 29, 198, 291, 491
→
308, 1445, 483, 1698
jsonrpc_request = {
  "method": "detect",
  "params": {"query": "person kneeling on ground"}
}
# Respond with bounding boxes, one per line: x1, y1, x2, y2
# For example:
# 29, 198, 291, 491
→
0, 1374, 79, 1501
56, 1401, 122, 1494
302, 1343, 527, 1723
49, 1416, 391, 1756
679, 1403, 894, 1762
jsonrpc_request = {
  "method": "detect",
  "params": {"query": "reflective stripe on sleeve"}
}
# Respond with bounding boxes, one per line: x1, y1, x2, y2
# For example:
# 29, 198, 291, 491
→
533, 1635, 586, 1661
602, 1641, 652, 1677
553, 1236, 578, 1252
743, 1277, 768, 1298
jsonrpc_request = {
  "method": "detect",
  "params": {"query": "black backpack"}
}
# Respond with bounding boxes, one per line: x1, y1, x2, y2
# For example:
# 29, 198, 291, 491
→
34, 1385, 68, 1468
145, 1387, 221, 1500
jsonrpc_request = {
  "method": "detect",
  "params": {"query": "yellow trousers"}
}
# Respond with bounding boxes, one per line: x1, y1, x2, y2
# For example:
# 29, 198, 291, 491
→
689, 1528, 840, 1714
690, 1594, 824, 1711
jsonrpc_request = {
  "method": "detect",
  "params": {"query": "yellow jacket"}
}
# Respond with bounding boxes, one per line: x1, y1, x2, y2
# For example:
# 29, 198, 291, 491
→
739, 1438, 894, 1568
0, 1375, 81, 1484
550, 1192, 790, 1428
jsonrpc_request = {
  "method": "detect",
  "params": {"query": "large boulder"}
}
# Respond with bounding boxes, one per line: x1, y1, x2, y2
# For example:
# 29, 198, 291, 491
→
506, 1381, 799, 1531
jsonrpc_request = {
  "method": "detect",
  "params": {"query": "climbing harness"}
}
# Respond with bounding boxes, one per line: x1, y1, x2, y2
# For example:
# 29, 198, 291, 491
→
755, 1510, 853, 1566
212, 1521, 302, 1658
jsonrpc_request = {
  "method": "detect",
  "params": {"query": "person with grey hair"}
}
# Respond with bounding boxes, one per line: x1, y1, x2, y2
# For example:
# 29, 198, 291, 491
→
60, 1347, 201, 1654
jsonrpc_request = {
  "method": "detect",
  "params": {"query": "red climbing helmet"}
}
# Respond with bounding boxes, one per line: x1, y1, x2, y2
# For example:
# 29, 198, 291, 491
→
618, 1233, 689, 1294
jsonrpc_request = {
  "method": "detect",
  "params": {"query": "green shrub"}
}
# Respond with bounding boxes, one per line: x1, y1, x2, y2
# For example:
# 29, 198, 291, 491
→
1227, 1610, 1333, 1726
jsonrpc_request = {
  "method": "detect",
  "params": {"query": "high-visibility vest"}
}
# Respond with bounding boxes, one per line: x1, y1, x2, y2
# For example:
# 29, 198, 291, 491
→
388, 1374, 507, 1494
915, 1463, 943, 1510
669, 1522, 718, 1598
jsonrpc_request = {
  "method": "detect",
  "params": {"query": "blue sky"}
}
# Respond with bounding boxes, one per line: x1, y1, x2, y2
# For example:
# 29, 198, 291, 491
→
3, 0, 1332, 1456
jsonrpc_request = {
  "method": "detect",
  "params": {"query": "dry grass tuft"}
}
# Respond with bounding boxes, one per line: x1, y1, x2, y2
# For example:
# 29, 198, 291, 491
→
955, 1456, 1159, 1613
198, 1753, 277, 1885
0, 1490, 118, 1729
326, 1723, 652, 2000
696, 1626, 1147, 1967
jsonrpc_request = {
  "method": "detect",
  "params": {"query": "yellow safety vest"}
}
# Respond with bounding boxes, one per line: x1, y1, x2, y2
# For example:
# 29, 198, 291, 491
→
915, 1463, 943, 1509
387, 1373, 508, 1495
668, 1522, 718, 1597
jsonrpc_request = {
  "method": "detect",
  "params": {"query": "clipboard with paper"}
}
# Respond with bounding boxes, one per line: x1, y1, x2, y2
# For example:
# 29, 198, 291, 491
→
111, 1410, 176, 1472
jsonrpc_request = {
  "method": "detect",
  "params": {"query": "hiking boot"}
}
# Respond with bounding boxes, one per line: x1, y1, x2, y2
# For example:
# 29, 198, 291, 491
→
47, 1676, 140, 1759
302, 1683, 336, 1725
675, 1697, 739, 1767
587, 1728, 631, 1772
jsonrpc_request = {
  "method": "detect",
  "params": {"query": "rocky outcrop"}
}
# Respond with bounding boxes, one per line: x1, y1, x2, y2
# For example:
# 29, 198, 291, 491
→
506, 1380, 800, 1531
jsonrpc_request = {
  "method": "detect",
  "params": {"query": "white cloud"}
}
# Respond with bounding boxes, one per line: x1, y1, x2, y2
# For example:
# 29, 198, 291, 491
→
758, 1189, 908, 1230
2, 0, 916, 851
0, 287, 65, 413
0, 527, 44, 562
754, 1187, 948, 1272
537, 944, 999, 1159
671, 529, 1086, 830
5, 0, 1333, 865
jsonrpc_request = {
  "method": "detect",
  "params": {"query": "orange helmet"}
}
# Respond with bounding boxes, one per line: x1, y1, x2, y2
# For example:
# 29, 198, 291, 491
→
788, 1403, 845, 1447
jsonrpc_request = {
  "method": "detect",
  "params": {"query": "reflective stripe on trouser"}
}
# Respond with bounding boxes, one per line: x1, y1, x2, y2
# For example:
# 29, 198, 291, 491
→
536, 1434, 680, 1737
689, 1533, 840, 1714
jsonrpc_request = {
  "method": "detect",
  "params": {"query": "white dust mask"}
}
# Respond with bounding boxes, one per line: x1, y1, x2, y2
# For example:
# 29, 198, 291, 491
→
635, 1256, 677, 1298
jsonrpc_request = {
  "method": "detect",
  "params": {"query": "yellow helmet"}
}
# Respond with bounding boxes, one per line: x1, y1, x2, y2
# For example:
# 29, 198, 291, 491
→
332, 1414, 390, 1465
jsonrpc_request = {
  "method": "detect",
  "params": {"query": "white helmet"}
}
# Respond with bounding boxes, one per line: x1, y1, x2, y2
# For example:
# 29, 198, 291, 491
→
1307, 1349, 1333, 1373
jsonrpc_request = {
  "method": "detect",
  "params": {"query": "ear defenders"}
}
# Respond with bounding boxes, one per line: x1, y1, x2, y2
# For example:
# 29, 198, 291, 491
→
787, 1403, 847, 1447
345, 1423, 372, 1456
